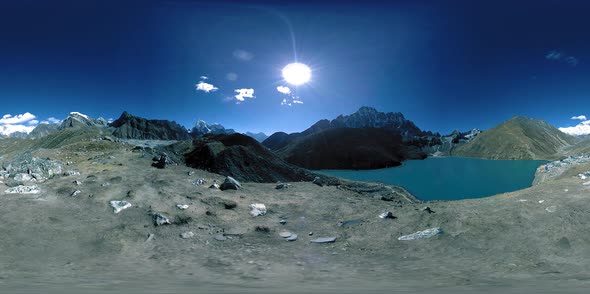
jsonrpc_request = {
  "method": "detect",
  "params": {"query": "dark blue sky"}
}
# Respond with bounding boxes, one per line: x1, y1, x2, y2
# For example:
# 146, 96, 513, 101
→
2, 0, 590, 135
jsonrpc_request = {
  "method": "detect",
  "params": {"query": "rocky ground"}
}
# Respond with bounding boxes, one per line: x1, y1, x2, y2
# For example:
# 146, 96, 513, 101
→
1, 140, 590, 293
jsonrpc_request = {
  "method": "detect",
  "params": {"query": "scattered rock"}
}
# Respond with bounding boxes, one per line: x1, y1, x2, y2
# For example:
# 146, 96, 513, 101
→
74, 180, 82, 186
279, 219, 287, 225
379, 211, 396, 219
102, 136, 115, 142
152, 153, 168, 169
308, 232, 313, 236
188, 171, 195, 176
180, 231, 195, 239
422, 206, 435, 214
339, 219, 362, 227
192, 178, 206, 186
200, 196, 237, 209
564, 189, 569, 192
275, 182, 290, 189
538, 200, 545, 204
214, 234, 226, 241
63, 170, 80, 176
286, 234, 298, 241
126, 190, 136, 199
101, 182, 111, 187
30, 173, 45, 182
70, 190, 81, 197
249, 203, 267, 216
176, 204, 189, 210
312, 176, 323, 187
174, 215, 192, 225
279, 230, 292, 238
220, 176, 241, 191
209, 183, 220, 189
110, 200, 132, 213
546, 206, 557, 213
145, 233, 155, 243
310, 237, 337, 243
153, 213, 171, 226
517, 199, 528, 202
255, 226, 270, 233
4, 185, 40, 194
398, 227, 443, 241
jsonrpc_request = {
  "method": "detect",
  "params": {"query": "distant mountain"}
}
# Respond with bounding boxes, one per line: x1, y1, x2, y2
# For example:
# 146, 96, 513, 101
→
109, 111, 191, 140
190, 120, 236, 138
59, 112, 106, 130
184, 133, 337, 183
29, 123, 60, 139
275, 128, 427, 170
243, 132, 268, 142
264, 107, 423, 151
453, 116, 574, 160
418, 128, 481, 156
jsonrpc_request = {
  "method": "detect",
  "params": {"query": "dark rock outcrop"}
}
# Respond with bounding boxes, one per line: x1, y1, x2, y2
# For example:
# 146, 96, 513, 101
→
275, 128, 427, 170
184, 133, 338, 183
109, 112, 190, 140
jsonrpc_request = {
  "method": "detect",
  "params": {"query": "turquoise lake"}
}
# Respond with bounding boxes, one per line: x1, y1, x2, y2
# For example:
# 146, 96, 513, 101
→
320, 157, 547, 201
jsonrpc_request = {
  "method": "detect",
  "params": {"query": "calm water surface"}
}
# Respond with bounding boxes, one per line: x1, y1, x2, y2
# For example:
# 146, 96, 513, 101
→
321, 157, 546, 201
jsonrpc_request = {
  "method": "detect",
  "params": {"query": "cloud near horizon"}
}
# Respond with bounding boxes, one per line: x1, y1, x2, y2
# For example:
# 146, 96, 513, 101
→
0, 112, 37, 136
559, 115, 590, 136
40, 117, 62, 125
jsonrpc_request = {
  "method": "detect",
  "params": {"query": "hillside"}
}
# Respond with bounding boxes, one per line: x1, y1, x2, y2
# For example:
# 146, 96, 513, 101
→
275, 128, 427, 170
184, 133, 336, 183
454, 116, 575, 160
109, 111, 191, 141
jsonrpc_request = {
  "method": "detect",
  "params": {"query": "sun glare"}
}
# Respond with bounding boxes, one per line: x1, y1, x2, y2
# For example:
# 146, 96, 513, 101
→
282, 63, 311, 86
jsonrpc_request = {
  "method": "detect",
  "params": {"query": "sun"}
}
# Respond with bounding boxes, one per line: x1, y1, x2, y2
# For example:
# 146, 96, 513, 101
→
282, 63, 311, 86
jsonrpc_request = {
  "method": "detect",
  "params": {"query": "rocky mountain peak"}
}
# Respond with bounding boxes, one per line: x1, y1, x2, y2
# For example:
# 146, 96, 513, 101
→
59, 112, 104, 130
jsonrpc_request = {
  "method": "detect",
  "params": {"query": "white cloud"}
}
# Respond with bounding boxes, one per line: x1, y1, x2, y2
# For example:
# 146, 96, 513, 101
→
559, 123, 590, 136
200, 76, 209, 80
0, 124, 36, 136
196, 81, 219, 93
546, 50, 579, 67
233, 49, 253, 61
40, 117, 62, 125
234, 88, 255, 101
108, 118, 114, 123
0, 112, 38, 135
0, 112, 36, 124
276, 86, 291, 94
572, 115, 587, 121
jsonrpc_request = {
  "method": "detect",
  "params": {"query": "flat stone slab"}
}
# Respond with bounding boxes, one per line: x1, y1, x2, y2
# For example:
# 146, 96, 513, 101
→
310, 237, 337, 243
279, 231, 292, 238
110, 201, 132, 213
398, 227, 443, 241
286, 234, 298, 241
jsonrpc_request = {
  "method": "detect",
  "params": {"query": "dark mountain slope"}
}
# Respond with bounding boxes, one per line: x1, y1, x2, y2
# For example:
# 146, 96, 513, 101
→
276, 128, 427, 170
109, 111, 190, 140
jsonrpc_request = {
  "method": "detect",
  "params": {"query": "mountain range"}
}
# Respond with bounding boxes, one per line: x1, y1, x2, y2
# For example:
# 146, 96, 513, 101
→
3, 107, 587, 166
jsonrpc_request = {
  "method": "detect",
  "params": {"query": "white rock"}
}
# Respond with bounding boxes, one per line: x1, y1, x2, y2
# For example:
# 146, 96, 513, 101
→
14, 173, 34, 182
180, 231, 194, 239
110, 200, 132, 213
176, 204, 189, 210
538, 200, 545, 204
545, 206, 557, 213
579, 174, 587, 180
153, 213, 171, 226
63, 170, 80, 176
4, 185, 40, 194
517, 199, 528, 202
564, 189, 569, 192
583, 181, 590, 186
398, 227, 443, 241
249, 203, 267, 217
71, 190, 82, 197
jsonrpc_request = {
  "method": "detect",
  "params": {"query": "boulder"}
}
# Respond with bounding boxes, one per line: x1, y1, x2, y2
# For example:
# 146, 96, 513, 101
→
110, 200, 132, 213
398, 227, 443, 241
220, 176, 241, 191
153, 213, 171, 226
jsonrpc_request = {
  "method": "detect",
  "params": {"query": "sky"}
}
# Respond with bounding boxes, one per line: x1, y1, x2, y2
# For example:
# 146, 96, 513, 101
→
2, 0, 590, 136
